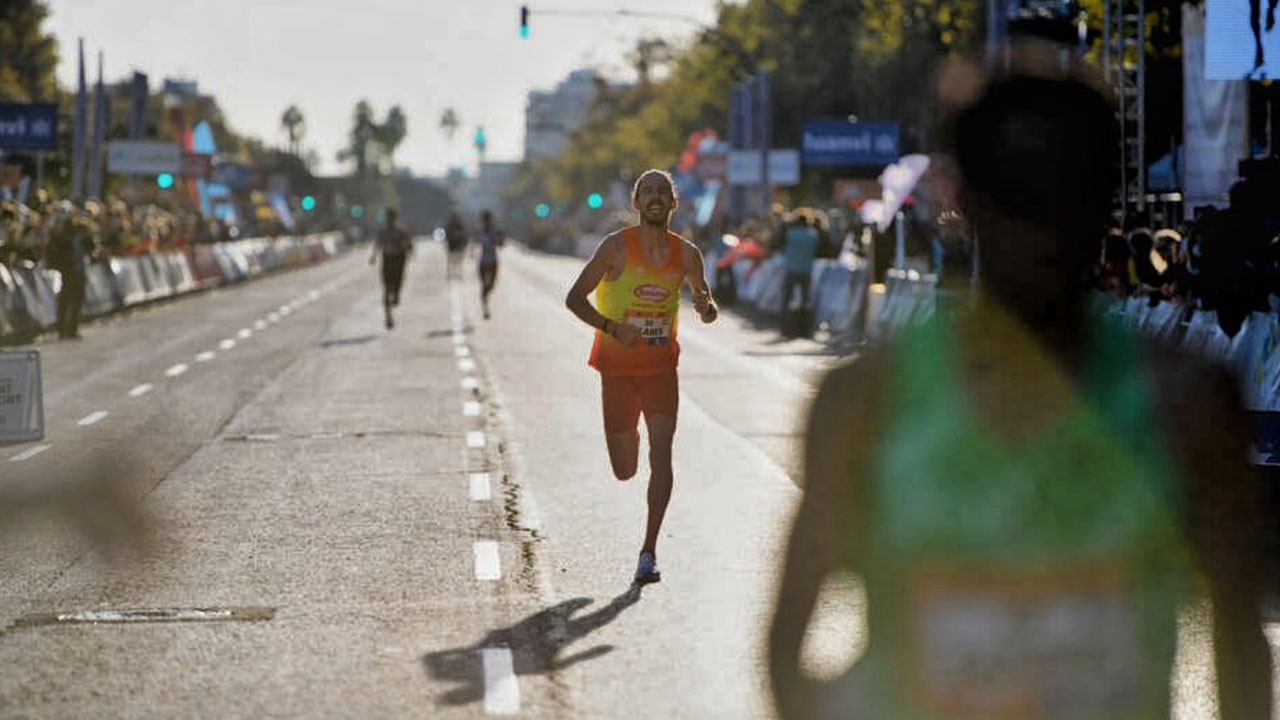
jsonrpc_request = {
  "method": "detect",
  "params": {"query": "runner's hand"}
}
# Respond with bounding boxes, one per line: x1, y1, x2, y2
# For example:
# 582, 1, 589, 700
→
612, 322, 642, 347
693, 288, 717, 323
699, 303, 718, 324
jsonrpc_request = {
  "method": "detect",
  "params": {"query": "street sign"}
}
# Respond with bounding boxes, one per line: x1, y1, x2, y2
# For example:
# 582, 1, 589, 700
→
727, 149, 800, 186
0, 350, 43, 445
0, 104, 58, 150
801, 121, 899, 167
108, 140, 180, 175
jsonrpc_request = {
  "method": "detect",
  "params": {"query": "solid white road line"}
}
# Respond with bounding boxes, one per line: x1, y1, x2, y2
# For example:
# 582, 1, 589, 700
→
128, 383, 153, 398
473, 541, 501, 581
467, 431, 486, 449
459, 359, 476, 373
195, 351, 216, 362
238, 328, 253, 339
77, 411, 109, 427
481, 647, 520, 715
219, 339, 236, 351
461, 377, 480, 391
469, 473, 492, 501
9, 444, 50, 462
464, 401, 482, 417
165, 363, 189, 378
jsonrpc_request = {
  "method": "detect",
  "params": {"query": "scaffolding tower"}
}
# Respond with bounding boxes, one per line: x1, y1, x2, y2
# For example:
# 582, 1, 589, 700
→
1104, 0, 1147, 222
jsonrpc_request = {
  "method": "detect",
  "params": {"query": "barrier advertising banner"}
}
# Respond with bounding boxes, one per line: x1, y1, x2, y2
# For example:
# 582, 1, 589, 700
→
108, 140, 181, 175
0, 350, 43, 444
0, 104, 57, 150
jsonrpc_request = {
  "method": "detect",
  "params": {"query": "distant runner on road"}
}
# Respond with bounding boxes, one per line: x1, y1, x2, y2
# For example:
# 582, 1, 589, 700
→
565, 169, 719, 585
444, 212, 468, 281
370, 207, 412, 330
475, 210, 504, 319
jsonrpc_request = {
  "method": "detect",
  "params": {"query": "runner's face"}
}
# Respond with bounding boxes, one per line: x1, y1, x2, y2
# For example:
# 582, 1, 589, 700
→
634, 176, 675, 225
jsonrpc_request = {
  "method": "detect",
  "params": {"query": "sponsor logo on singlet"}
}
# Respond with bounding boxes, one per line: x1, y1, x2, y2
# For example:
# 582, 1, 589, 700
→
634, 284, 671, 302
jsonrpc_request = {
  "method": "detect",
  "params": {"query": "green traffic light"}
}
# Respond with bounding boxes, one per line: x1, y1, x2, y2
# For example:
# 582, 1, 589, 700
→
156, 173, 174, 189
587, 193, 603, 209
520, 5, 530, 37
351, 205, 364, 219
301, 195, 316, 211
534, 203, 550, 218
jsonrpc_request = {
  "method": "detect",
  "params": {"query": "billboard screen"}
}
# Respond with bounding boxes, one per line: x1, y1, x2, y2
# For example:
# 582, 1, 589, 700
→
1206, 0, 1280, 79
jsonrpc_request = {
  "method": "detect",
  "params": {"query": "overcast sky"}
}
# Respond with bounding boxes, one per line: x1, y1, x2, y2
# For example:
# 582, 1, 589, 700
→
48, 0, 719, 178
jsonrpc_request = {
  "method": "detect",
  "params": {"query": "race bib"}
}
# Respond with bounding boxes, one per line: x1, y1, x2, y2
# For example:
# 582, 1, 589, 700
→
624, 309, 672, 346
906, 565, 1142, 719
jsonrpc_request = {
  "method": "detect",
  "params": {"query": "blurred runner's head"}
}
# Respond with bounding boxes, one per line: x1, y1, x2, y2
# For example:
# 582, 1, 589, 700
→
948, 74, 1117, 321
632, 169, 678, 227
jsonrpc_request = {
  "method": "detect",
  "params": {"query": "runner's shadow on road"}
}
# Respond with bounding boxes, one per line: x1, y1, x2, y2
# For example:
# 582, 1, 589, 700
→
426, 327, 472, 339
421, 585, 642, 707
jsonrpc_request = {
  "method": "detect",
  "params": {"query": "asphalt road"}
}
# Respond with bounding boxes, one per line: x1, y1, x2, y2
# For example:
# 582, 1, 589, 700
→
0, 241, 1271, 718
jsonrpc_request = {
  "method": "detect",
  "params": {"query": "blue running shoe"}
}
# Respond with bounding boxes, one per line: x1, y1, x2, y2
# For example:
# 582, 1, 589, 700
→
634, 551, 661, 585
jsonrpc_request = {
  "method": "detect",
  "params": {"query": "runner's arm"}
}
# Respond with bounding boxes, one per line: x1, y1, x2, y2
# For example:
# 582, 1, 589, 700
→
683, 242, 718, 323
1162, 362, 1273, 720
769, 356, 878, 720
565, 234, 620, 335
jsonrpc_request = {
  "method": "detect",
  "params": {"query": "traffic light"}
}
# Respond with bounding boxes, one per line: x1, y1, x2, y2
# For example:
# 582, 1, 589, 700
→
301, 195, 316, 211
156, 173, 175, 189
351, 204, 364, 219
587, 193, 603, 210
534, 203, 550, 219
474, 126, 487, 155
519, 5, 530, 38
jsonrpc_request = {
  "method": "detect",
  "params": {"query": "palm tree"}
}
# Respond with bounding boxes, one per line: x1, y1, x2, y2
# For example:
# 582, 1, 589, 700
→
336, 100, 377, 178
376, 105, 408, 174
280, 104, 305, 156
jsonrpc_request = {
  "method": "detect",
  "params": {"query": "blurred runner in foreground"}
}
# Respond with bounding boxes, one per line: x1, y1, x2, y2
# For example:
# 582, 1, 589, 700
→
565, 169, 718, 585
769, 71, 1272, 719
369, 207, 412, 330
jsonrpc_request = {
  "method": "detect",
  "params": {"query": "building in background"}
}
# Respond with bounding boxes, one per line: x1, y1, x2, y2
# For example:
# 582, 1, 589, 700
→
524, 69, 600, 161
455, 161, 519, 219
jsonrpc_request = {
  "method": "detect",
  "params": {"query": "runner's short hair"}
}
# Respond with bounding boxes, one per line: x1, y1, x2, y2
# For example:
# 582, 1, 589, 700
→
632, 169, 678, 204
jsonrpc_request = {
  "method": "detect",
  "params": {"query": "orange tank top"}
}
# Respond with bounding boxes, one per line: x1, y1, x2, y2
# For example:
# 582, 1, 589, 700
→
588, 227, 686, 376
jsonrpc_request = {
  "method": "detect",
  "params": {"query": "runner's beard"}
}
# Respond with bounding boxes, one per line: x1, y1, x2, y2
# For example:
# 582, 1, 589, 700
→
641, 205, 669, 228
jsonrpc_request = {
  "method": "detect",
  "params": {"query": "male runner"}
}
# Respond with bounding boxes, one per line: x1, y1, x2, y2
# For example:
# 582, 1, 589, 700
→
565, 169, 718, 585
369, 207, 412, 329
475, 210, 504, 319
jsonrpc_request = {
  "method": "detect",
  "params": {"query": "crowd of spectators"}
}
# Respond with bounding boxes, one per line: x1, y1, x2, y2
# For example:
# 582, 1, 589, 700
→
1093, 158, 1280, 337
0, 191, 232, 271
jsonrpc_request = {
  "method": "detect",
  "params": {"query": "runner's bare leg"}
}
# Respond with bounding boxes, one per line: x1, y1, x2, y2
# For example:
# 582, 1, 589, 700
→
641, 412, 676, 556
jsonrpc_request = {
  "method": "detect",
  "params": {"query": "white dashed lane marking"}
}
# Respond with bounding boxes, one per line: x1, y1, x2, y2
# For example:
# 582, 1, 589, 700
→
165, 363, 189, 378
128, 383, 154, 398
464, 401, 482, 417
254, 320, 267, 330
219, 339, 236, 351
77, 411, 109, 427
466, 431, 486, 449
469, 473, 492, 501
455, 346, 471, 358
195, 351, 216, 363
473, 541, 501, 581
458, 359, 476, 373
9, 444, 51, 462
238, 329, 253, 339
461, 377, 480, 391
482, 648, 520, 715
268, 313, 280, 323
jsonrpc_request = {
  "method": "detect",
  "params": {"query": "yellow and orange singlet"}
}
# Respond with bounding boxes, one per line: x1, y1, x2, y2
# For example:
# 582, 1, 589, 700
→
589, 227, 685, 376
